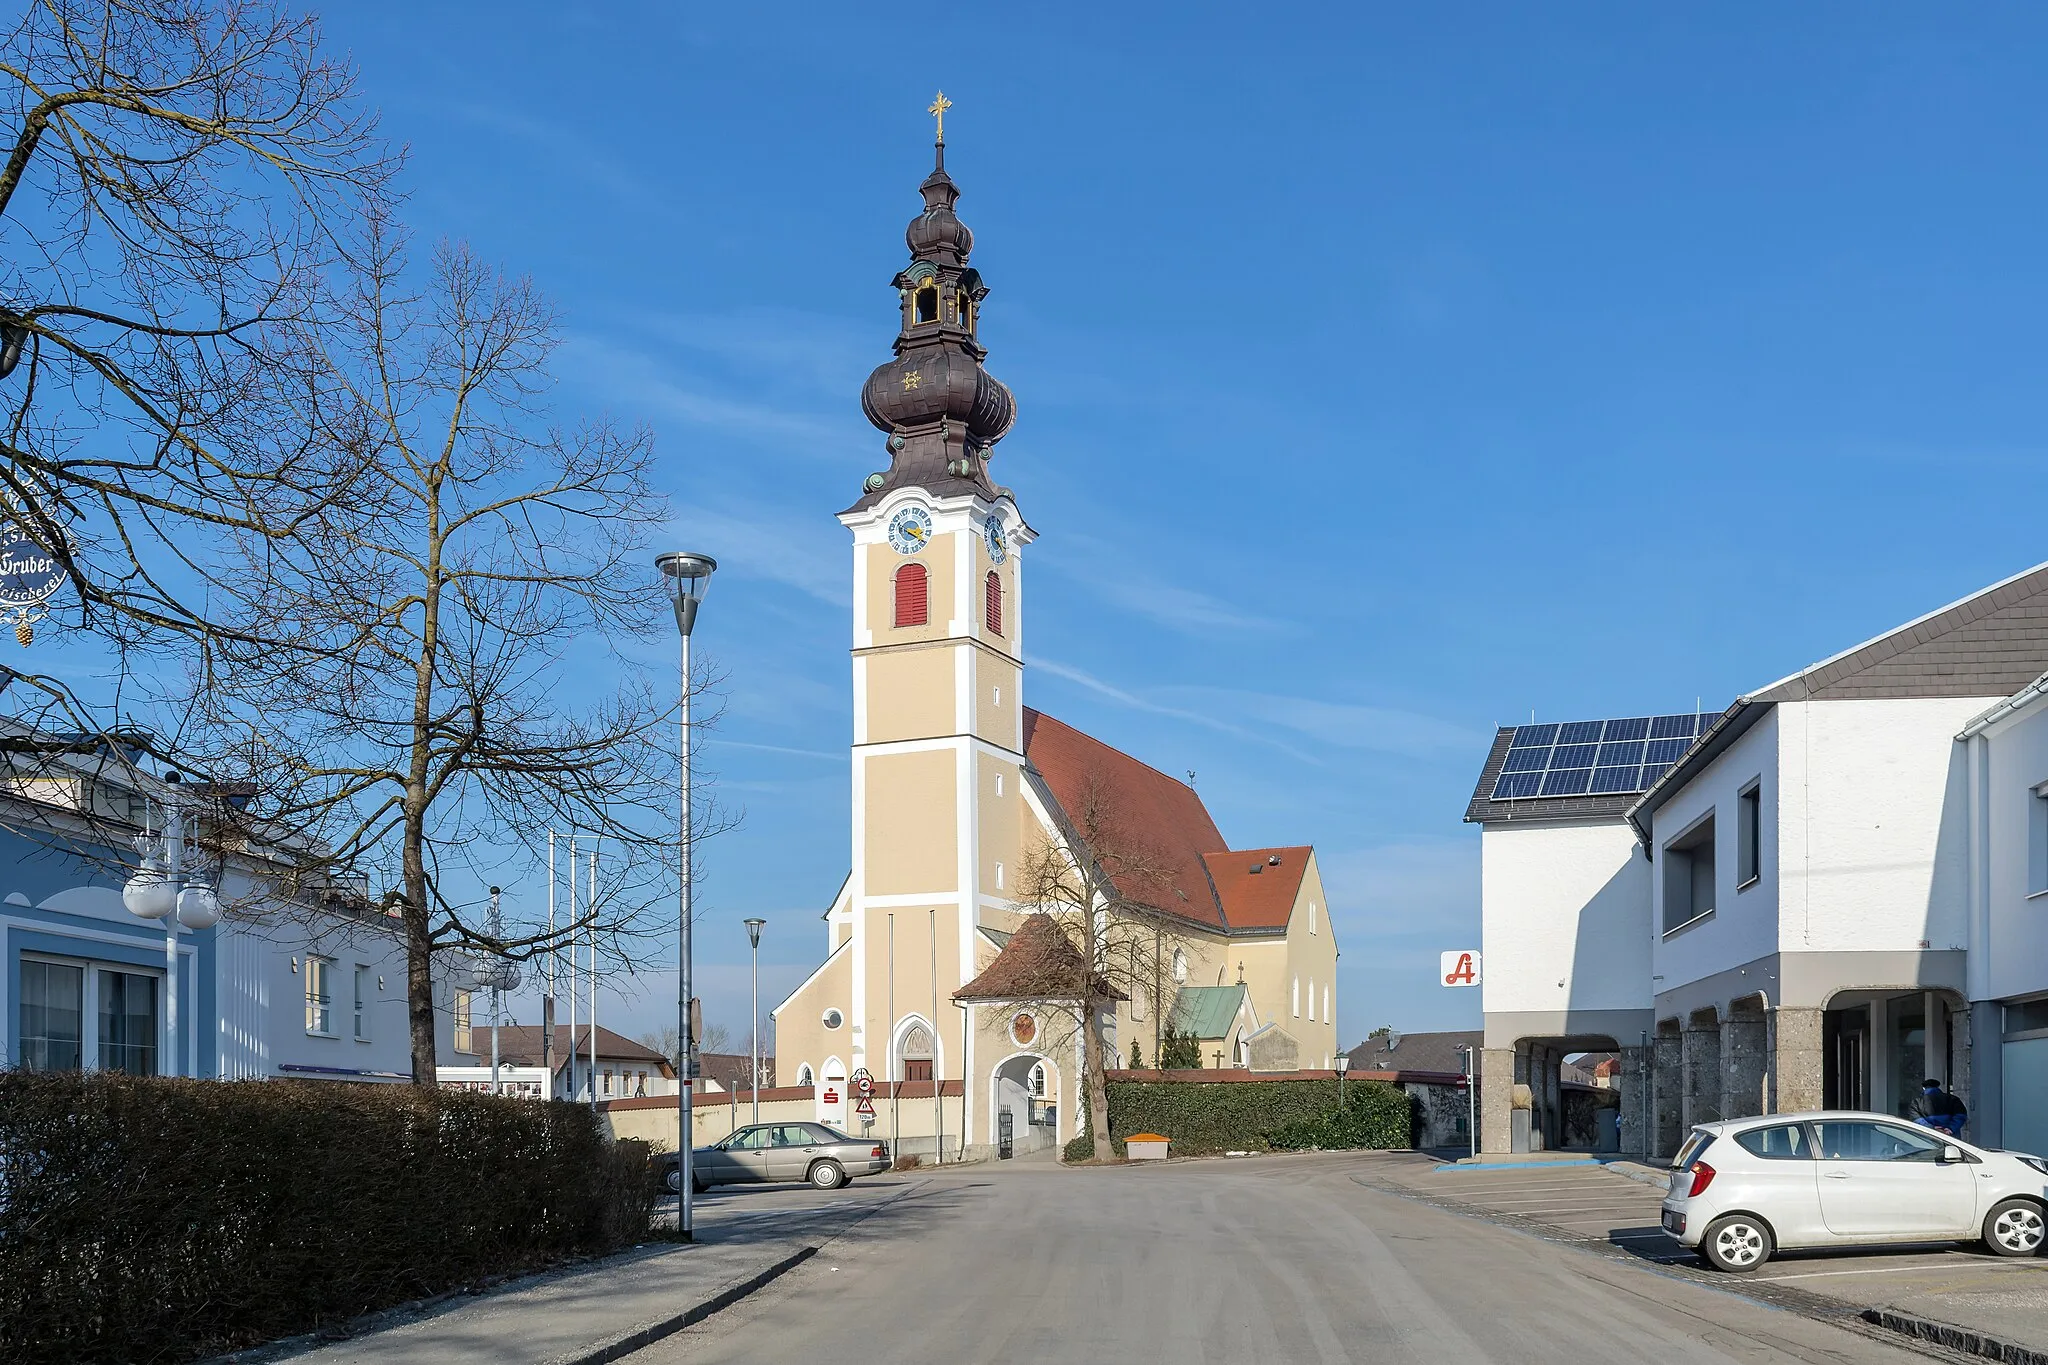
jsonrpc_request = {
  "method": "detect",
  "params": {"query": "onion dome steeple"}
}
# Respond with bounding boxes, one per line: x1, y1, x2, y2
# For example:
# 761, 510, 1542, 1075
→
851, 93, 1016, 510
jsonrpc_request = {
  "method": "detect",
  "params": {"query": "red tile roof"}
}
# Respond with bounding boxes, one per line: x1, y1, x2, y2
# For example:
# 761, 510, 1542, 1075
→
955, 912, 1126, 1002
455, 1024, 674, 1077
1204, 847, 1311, 929
1022, 708, 1230, 930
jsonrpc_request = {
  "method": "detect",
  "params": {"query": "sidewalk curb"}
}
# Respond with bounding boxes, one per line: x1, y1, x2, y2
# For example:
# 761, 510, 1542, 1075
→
1861, 1306, 2048, 1365
541, 1244, 818, 1365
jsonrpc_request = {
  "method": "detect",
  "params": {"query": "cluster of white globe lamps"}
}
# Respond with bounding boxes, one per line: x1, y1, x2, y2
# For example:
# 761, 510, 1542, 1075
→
118, 773, 221, 931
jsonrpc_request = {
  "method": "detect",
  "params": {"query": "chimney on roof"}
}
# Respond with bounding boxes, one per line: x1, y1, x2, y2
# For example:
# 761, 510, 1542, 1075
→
1267, 854, 1281, 866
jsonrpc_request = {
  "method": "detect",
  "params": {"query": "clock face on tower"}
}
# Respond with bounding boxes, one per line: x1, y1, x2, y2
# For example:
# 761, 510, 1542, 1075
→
887, 504, 934, 554
984, 515, 1008, 564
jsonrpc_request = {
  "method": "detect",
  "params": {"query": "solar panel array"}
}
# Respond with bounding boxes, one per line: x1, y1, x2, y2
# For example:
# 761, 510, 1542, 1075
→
1489, 712, 1715, 800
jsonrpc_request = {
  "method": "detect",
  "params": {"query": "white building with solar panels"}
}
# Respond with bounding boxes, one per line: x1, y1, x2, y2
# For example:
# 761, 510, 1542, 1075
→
1468, 558, 2048, 1160
1465, 712, 1714, 1156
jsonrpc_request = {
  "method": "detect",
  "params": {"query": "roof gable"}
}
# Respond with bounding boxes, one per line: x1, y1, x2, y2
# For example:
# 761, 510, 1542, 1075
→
1751, 558, 2048, 704
1023, 708, 1229, 930
1203, 847, 1309, 930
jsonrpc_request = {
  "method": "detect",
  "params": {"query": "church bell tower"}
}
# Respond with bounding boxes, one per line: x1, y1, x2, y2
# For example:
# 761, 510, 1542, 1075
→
836, 96, 1031, 1096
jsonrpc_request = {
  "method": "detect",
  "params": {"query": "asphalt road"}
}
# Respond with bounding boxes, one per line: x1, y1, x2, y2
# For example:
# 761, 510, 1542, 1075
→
626, 1153, 1943, 1365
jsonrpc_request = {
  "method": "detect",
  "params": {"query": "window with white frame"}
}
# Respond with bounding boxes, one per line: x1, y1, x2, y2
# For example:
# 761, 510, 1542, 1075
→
353, 965, 372, 1040
305, 956, 334, 1034
20, 954, 161, 1075
2031, 782, 2048, 896
796, 1063, 815, 1087
1172, 947, 1187, 984
1292, 976, 1300, 1018
1030, 1061, 1047, 1096
1309, 901, 1318, 934
994, 773, 1004, 797
1322, 985, 1330, 1024
994, 861, 1005, 891
1307, 977, 1315, 1021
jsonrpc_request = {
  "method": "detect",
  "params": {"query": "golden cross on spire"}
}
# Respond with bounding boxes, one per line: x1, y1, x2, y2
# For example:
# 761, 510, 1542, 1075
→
928, 90, 952, 145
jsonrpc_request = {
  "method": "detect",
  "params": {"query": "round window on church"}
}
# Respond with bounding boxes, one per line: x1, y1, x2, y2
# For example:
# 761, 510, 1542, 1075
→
1011, 1012, 1037, 1046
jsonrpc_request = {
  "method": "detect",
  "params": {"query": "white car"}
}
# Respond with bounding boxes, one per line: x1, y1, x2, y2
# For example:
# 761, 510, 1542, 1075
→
1660, 1111, 2048, 1272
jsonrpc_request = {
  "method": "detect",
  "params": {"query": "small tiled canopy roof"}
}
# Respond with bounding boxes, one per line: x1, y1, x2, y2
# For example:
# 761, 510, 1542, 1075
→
955, 913, 1126, 1003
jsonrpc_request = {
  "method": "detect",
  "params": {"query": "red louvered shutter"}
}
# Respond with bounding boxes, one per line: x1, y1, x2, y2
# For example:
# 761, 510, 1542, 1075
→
985, 570, 1003, 636
894, 563, 928, 628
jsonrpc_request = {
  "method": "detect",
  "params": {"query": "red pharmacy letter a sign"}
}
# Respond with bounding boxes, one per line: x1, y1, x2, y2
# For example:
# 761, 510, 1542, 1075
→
1440, 951, 1482, 987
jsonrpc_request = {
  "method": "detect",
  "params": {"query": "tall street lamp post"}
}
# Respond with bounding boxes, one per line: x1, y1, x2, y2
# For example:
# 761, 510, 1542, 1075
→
123, 770, 220, 1078
657, 550, 716, 1242
745, 917, 765, 1125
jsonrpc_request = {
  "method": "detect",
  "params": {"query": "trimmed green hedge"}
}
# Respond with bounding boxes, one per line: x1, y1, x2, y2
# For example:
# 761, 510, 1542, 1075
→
0, 1072, 654, 1364
1064, 1078, 1413, 1160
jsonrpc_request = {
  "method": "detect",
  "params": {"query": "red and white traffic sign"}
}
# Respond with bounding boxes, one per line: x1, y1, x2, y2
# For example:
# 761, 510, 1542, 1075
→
1440, 950, 1482, 987
855, 1095, 876, 1118
855, 1075, 874, 1097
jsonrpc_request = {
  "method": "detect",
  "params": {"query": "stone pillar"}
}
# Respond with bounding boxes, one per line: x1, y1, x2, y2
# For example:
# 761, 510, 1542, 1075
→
1651, 1027, 1683, 1159
1774, 1007, 1824, 1114
1721, 1005, 1769, 1121
1618, 1044, 1646, 1155
1681, 1011, 1722, 1130
1479, 1047, 1515, 1155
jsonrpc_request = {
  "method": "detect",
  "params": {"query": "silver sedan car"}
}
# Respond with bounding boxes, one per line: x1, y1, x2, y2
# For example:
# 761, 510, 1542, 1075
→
662, 1122, 890, 1193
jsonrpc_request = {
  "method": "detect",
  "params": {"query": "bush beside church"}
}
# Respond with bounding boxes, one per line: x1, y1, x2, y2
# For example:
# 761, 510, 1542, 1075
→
1064, 1077, 1413, 1160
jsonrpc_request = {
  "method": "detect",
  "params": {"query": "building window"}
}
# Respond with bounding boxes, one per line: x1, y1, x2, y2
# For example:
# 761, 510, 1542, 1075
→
796, 1063, 815, 1087
1322, 985, 1330, 1024
1172, 947, 1187, 984
19, 958, 84, 1072
959, 295, 973, 329
1030, 1062, 1047, 1096
98, 970, 158, 1075
1309, 901, 1318, 935
915, 285, 938, 324
2031, 783, 2048, 896
1307, 978, 1315, 1021
305, 956, 334, 1035
1663, 813, 1717, 932
1292, 976, 1300, 1018
893, 562, 928, 628
994, 861, 1005, 890
453, 989, 474, 1054
994, 773, 1004, 797
603, 1069, 613, 1096
993, 685, 1001, 707
1737, 782, 1762, 888
354, 965, 372, 1040
985, 570, 1003, 636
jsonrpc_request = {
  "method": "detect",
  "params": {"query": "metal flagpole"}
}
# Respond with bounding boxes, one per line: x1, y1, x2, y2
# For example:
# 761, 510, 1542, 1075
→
568, 834, 579, 1102
544, 834, 561, 1088
930, 905, 940, 1164
889, 913, 898, 1148
588, 843, 599, 1112
489, 887, 502, 1095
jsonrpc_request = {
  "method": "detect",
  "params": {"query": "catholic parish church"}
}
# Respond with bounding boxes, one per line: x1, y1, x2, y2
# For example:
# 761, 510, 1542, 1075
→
771, 112, 1338, 1158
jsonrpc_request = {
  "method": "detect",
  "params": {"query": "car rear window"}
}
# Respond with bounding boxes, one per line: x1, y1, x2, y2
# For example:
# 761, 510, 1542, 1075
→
1672, 1129, 1714, 1171
1734, 1123, 1812, 1160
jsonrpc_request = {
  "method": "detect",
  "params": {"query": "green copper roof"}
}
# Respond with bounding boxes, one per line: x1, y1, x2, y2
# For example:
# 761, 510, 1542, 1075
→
1168, 984, 1246, 1040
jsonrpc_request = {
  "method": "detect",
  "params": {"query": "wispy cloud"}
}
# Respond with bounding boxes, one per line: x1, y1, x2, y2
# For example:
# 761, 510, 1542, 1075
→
1038, 533, 1290, 636
1034, 658, 1484, 764
560, 336, 859, 454
444, 102, 654, 206
667, 498, 849, 607
1032, 658, 1323, 765
1317, 841, 1478, 934
710, 739, 846, 762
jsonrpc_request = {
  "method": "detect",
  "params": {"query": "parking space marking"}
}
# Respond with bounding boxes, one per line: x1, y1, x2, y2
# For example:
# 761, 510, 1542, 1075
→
1752, 1258, 2043, 1282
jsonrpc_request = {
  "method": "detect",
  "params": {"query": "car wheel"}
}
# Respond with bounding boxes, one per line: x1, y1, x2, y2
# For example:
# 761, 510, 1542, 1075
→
1700, 1214, 1774, 1273
664, 1166, 681, 1194
1983, 1198, 2046, 1257
809, 1159, 846, 1190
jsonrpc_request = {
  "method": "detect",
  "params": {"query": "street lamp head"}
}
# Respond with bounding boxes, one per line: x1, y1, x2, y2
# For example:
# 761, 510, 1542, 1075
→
745, 916, 765, 948
0, 320, 28, 380
655, 551, 718, 638
176, 881, 220, 930
123, 857, 174, 921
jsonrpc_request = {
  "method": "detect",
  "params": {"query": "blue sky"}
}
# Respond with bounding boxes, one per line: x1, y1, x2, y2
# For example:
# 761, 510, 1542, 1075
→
127, 4, 2048, 1047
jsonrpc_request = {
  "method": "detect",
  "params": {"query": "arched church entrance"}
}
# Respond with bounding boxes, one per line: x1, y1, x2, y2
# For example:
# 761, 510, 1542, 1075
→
991, 1052, 1058, 1158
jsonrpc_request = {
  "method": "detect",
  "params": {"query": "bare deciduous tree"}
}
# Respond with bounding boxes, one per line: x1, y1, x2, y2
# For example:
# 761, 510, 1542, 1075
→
174, 211, 703, 1083
1013, 773, 1185, 1162
0, 0, 392, 665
